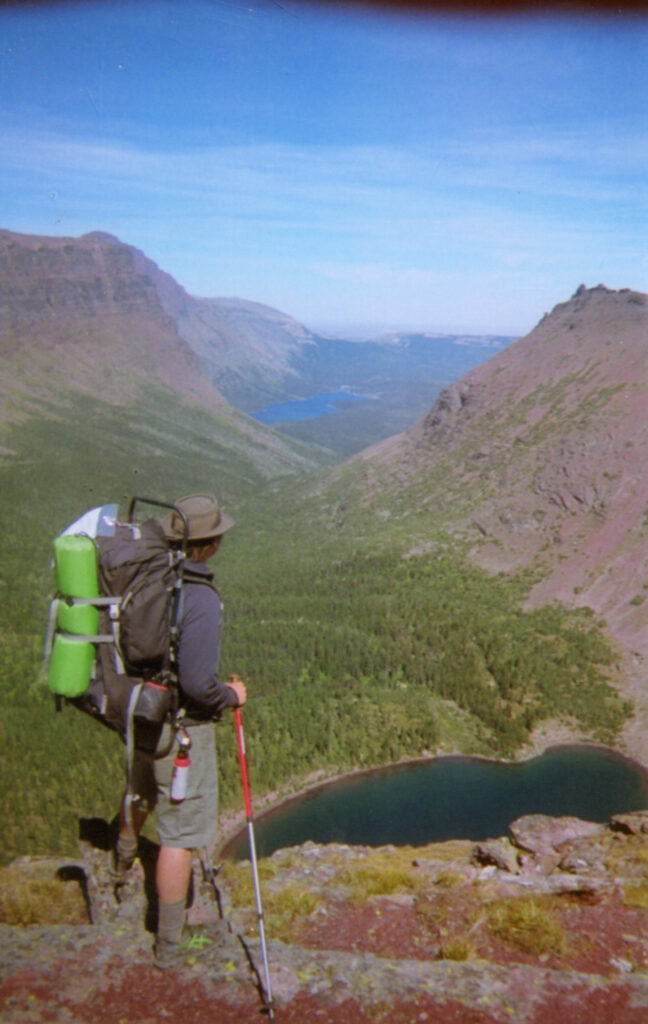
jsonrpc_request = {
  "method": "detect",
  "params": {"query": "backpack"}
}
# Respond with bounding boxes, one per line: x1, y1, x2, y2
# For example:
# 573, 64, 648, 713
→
44, 497, 188, 757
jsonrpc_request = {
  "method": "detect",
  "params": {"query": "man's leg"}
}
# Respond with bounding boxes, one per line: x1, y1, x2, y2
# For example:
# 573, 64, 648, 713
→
157, 845, 193, 902
112, 743, 157, 880
154, 845, 193, 960
152, 723, 218, 965
114, 794, 149, 874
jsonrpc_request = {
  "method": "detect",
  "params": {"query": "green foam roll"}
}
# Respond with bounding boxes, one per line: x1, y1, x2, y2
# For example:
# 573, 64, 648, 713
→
47, 633, 95, 697
54, 534, 99, 598
56, 599, 99, 636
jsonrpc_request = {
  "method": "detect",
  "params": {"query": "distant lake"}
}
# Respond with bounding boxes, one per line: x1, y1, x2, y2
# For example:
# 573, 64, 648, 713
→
252, 390, 372, 424
223, 746, 648, 861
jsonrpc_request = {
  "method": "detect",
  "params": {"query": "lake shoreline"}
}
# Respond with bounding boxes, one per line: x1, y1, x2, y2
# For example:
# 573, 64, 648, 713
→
251, 388, 372, 425
214, 738, 646, 861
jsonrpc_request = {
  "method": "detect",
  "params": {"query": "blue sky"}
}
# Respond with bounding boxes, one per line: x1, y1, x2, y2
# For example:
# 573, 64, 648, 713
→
1, 1, 647, 335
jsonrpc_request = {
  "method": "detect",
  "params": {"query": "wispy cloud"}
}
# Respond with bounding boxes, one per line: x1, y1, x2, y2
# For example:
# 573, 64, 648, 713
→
2, 0, 646, 331
3, 125, 645, 225
1, 121, 645, 331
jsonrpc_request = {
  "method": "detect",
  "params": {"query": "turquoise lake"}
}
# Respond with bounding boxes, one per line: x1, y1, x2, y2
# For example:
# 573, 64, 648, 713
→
224, 745, 648, 860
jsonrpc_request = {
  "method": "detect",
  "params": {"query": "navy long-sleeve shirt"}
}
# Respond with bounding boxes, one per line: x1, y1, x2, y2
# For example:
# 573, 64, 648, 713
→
176, 561, 238, 720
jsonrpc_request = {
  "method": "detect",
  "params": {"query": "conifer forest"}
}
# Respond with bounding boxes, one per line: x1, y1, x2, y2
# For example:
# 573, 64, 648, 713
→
0, 393, 630, 863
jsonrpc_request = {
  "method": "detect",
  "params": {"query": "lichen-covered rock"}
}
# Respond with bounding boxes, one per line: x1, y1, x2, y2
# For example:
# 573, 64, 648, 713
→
472, 837, 520, 873
610, 810, 648, 835
509, 815, 605, 855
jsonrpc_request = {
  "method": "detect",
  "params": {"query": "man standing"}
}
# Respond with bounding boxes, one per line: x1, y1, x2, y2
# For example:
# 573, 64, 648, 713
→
112, 493, 246, 968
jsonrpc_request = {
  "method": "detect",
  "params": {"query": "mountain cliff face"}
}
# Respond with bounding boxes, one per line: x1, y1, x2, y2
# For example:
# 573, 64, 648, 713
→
0, 228, 323, 478
352, 285, 648, 760
0, 228, 224, 412
167, 294, 316, 410
0, 228, 318, 416
123, 235, 316, 406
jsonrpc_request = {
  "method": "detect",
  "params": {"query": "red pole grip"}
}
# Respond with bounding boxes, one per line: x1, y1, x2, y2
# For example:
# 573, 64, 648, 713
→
234, 707, 254, 820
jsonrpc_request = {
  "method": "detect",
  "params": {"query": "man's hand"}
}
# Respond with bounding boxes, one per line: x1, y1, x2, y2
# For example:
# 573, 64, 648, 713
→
227, 673, 247, 707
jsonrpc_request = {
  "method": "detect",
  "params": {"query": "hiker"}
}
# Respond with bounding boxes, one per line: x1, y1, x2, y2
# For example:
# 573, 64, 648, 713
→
111, 493, 247, 968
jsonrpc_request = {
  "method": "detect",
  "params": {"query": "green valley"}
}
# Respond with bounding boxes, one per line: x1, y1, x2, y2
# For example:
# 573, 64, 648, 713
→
0, 390, 628, 863
0, 235, 641, 866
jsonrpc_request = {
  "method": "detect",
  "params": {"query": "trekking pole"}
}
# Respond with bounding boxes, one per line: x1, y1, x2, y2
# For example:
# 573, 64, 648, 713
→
234, 707, 275, 1021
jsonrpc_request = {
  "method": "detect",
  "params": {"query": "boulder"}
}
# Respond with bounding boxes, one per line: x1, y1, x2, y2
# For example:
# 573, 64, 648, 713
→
471, 838, 520, 874
610, 810, 648, 835
509, 815, 605, 856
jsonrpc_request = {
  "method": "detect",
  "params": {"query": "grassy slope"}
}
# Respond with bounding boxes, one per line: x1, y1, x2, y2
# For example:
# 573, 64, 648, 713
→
0, 392, 631, 863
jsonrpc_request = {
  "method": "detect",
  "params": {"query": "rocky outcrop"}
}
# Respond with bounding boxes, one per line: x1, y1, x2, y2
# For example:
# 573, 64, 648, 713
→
1, 814, 647, 1022
418, 379, 482, 446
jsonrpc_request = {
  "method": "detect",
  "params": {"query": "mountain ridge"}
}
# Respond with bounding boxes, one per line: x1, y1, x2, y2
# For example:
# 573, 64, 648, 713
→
343, 283, 648, 763
0, 227, 221, 409
367, 285, 648, 612
0, 226, 308, 402
0, 228, 328, 491
0, 228, 517, 460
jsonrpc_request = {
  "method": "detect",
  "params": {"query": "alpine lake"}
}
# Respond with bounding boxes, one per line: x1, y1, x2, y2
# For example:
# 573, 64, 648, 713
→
251, 389, 372, 424
223, 745, 648, 861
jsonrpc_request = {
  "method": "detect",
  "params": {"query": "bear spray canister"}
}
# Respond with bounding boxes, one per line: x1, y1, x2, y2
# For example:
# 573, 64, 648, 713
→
47, 534, 100, 698
170, 736, 192, 803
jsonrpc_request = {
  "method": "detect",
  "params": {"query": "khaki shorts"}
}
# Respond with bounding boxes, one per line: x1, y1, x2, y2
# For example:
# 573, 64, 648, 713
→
131, 721, 218, 850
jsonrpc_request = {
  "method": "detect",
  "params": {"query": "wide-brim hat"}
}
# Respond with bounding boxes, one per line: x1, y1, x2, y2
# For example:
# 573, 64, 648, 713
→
161, 493, 234, 542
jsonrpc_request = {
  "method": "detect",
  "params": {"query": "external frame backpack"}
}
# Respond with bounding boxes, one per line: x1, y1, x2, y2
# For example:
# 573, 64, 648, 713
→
44, 496, 189, 758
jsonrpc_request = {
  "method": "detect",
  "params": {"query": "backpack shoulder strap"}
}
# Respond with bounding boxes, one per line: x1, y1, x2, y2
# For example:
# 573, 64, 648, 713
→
181, 563, 219, 591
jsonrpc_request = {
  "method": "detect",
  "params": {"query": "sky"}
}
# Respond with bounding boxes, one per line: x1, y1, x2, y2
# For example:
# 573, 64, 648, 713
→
1, 0, 647, 336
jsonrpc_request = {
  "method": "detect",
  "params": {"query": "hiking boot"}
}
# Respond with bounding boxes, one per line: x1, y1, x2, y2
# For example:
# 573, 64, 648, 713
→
153, 923, 230, 970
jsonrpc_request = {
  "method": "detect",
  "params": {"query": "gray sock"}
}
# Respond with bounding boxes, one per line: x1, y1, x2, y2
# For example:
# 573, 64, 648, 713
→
116, 832, 138, 867
156, 898, 186, 946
